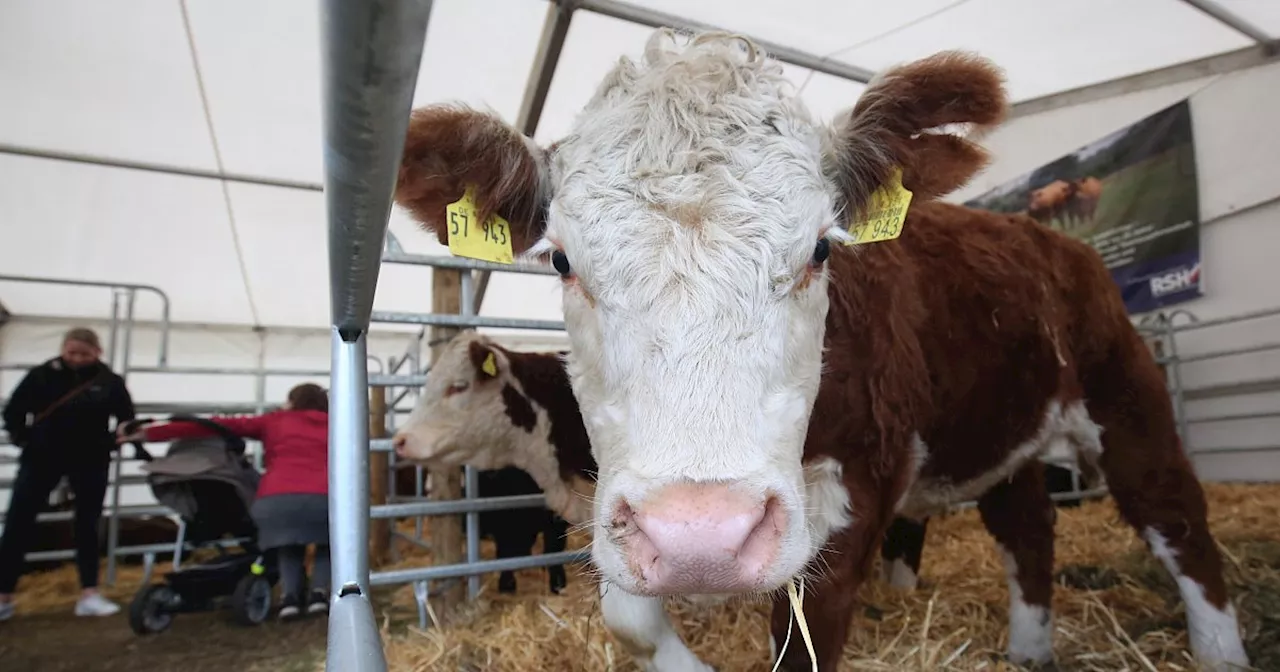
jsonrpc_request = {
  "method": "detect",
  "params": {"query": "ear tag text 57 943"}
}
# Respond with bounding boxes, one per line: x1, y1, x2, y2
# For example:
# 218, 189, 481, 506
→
446, 186, 515, 264
843, 166, 912, 246
481, 352, 497, 377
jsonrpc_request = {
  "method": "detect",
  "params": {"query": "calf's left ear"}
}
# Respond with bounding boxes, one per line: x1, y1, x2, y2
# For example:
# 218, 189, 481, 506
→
827, 51, 1009, 210
468, 341, 502, 381
395, 104, 551, 254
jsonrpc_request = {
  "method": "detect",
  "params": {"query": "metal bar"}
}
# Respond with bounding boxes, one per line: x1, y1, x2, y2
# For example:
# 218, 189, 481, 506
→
1191, 446, 1280, 456
105, 288, 137, 585
0, 505, 175, 525
371, 311, 565, 331
0, 143, 325, 192
131, 402, 283, 415
1011, 44, 1280, 118
381, 250, 555, 275
0, 474, 148, 490
106, 290, 122, 370
1168, 305, 1280, 333
370, 549, 590, 587
323, 5, 430, 335
1183, 376, 1280, 401
470, 0, 577, 314
1177, 0, 1277, 46
569, 0, 876, 83
371, 493, 549, 519
0, 274, 172, 366
368, 373, 429, 387
459, 272, 482, 599
1177, 341, 1280, 364
322, 0, 432, 667
129, 365, 332, 377
1161, 317, 1192, 449
23, 538, 242, 564
1187, 411, 1280, 425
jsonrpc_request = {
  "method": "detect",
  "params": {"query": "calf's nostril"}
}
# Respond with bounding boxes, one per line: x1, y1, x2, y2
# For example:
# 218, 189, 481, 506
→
391, 434, 408, 456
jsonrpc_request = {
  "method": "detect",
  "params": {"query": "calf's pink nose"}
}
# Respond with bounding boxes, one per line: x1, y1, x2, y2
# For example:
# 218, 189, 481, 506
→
391, 433, 408, 457
617, 482, 783, 594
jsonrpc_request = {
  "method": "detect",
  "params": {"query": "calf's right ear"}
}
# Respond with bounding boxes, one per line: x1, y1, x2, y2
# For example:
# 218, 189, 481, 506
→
467, 340, 502, 381
395, 105, 550, 254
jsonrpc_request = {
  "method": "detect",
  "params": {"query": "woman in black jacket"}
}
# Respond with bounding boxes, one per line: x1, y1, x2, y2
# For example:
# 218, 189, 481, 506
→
0, 327, 135, 621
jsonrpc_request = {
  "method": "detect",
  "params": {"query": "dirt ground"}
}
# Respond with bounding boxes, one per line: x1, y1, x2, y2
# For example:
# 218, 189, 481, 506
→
0, 556, 329, 672
0, 607, 327, 672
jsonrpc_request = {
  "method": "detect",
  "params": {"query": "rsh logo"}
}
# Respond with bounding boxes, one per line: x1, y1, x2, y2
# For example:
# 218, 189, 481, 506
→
1149, 264, 1201, 297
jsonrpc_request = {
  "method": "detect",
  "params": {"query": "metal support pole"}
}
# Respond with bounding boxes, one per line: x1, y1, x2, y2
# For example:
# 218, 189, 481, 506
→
105, 289, 136, 586
321, 0, 432, 669
460, 272, 481, 599
106, 290, 122, 370
1164, 315, 1193, 456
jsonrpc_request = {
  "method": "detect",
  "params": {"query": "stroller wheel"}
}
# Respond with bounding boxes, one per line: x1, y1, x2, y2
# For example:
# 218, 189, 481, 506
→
129, 584, 176, 635
231, 574, 273, 626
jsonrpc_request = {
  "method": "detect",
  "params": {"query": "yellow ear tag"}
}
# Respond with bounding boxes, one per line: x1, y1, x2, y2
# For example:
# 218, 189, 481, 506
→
250, 561, 265, 576
843, 166, 913, 246
481, 352, 497, 377
446, 186, 515, 264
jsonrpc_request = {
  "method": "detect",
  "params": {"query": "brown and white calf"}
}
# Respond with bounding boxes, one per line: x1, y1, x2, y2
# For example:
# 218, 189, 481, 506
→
395, 332, 943, 666
393, 30, 1247, 671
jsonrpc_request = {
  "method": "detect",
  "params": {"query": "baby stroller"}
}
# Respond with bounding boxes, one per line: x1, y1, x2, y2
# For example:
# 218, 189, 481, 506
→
123, 415, 280, 635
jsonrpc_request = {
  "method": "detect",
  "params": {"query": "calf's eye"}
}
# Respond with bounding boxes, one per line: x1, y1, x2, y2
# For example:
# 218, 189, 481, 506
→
551, 250, 572, 278
812, 238, 830, 265
445, 382, 469, 397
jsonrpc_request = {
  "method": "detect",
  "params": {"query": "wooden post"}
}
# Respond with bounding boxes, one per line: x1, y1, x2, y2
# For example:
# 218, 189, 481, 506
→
368, 386, 390, 566
428, 268, 465, 620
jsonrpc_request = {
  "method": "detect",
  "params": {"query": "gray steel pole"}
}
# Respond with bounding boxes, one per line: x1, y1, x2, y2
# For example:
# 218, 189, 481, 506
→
460, 272, 481, 599
320, 0, 433, 670
105, 288, 137, 586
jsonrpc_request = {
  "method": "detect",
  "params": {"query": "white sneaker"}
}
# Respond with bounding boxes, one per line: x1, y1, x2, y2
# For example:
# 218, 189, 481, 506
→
0, 601, 13, 621
74, 593, 121, 617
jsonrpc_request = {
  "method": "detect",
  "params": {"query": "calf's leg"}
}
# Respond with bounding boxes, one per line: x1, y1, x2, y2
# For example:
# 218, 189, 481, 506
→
977, 463, 1056, 668
769, 520, 883, 672
1085, 341, 1248, 671
543, 514, 569, 594
491, 526, 530, 594
878, 516, 927, 590
600, 585, 711, 672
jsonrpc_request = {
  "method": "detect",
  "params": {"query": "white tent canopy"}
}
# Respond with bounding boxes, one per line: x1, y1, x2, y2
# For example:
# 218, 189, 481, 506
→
1, 0, 1276, 331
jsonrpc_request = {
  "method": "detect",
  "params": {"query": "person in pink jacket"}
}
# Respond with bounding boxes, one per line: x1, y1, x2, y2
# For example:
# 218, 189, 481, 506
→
119, 383, 330, 620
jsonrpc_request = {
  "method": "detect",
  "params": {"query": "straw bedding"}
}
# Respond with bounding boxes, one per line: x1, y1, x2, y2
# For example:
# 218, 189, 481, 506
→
9, 483, 1277, 670
376, 483, 1280, 671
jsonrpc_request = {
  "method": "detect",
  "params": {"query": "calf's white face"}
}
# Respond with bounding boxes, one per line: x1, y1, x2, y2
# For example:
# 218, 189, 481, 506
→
391, 332, 524, 471
395, 30, 1008, 596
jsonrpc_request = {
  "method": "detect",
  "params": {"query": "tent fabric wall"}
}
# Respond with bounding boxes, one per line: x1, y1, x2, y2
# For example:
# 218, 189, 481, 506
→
2, 0, 1275, 330
949, 60, 1280, 482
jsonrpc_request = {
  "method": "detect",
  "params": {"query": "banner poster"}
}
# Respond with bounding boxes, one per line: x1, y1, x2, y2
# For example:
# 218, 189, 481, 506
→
964, 100, 1202, 315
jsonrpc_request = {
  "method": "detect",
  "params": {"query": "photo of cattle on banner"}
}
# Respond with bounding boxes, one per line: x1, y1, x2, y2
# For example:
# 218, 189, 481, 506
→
966, 101, 1202, 316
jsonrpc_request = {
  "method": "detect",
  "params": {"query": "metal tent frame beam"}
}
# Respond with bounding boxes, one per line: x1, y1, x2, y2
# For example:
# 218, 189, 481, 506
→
1010, 42, 1280, 118
1177, 0, 1276, 46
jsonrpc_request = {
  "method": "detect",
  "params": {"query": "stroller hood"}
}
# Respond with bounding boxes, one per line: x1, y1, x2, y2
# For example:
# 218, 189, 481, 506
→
144, 436, 260, 520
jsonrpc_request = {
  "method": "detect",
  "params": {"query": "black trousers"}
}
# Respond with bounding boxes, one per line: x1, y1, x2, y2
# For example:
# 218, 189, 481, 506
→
0, 454, 110, 592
